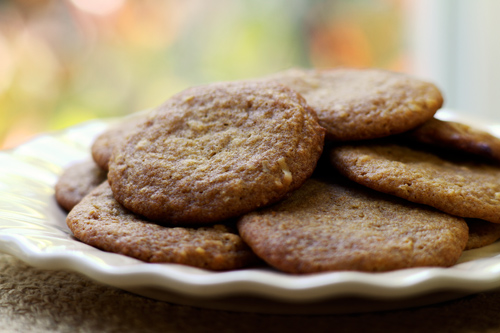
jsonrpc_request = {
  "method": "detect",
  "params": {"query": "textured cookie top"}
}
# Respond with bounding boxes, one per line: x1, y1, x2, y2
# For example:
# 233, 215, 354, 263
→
405, 118, 500, 163
55, 160, 107, 212
237, 178, 468, 274
108, 80, 325, 224
66, 182, 257, 270
266, 68, 442, 141
330, 143, 500, 223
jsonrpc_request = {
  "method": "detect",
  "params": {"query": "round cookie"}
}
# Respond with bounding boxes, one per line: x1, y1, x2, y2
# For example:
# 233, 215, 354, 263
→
66, 182, 258, 270
108, 80, 325, 224
55, 160, 107, 211
330, 143, 500, 223
91, 113, 147, 171
265, 68, 443, 141
465, 219, 500, 250
237, 178, 468, 274
404, 118, 500, 163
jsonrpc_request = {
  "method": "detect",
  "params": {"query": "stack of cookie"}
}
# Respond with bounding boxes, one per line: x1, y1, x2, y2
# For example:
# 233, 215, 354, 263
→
56, 68, 500, 274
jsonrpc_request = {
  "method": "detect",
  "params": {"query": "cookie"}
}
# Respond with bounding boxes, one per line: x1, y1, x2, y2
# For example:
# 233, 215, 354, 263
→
108, 80, 325, 224
91, 114, 147, 171
330, 142, 500, 223
265, 68, 442, 141
237, 177, 468, 274
66, 182, 258, 270
55, 160, 107, 211
465, 219, 500, 250
404, 118, 500, 163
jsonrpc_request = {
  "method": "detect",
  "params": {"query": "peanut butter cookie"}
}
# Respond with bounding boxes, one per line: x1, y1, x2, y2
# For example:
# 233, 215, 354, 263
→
404, 118, 500, 163
330, 143, 500, 223
466, 219, 500, 250
66, 182, 258, 270
266, 68, 442, 141
55, 160, 107, 211
91, 113, 147, 171
108, 81, 325, 224
237, 177, 468, 274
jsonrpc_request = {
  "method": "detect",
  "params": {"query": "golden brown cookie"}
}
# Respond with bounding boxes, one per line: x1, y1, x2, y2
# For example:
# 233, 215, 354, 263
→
55, 160, 107, 211
108, 80, 325, 224
265, 68, 442, 141
66, 182, 258, 270
465, 219, 500, 250
237, 177, 468, 274
91, 114, 147, 171
330, 142, 500, 223
404, 118, 500, 163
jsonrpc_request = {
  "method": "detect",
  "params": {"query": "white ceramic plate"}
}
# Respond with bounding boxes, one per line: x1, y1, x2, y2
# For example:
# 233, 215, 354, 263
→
2, 109, 500, 314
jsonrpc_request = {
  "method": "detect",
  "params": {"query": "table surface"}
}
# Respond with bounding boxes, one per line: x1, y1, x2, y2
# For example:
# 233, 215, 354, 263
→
2, 253, 500, 333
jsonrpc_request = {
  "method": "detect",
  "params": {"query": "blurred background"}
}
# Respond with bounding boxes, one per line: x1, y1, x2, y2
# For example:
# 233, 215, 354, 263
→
0, 0, 498, 149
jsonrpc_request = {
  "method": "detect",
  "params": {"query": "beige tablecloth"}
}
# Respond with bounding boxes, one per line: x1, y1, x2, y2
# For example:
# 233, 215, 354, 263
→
2, 252, 500, 333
